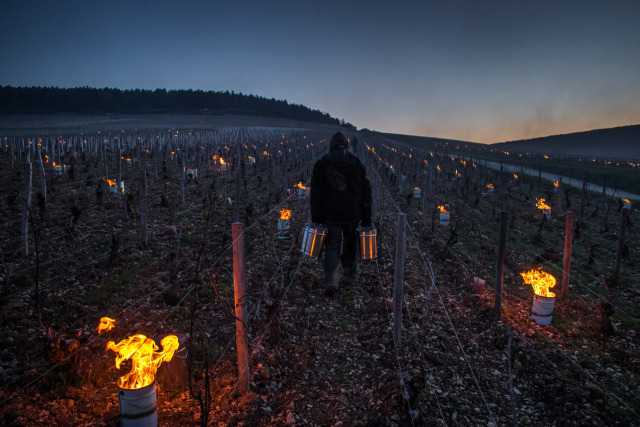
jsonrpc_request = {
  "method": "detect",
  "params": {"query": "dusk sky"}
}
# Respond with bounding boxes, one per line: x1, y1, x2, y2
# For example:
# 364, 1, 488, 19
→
1, 1, 639, 143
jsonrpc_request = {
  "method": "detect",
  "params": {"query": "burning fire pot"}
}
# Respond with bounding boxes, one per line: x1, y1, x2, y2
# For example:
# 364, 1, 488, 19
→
301, 223, 328, 257
536, 198, 551, 219
186, 168, 197, 180
438, 205, 450, 226
413, 187, 421, 199
107, 334, 179, 427
357, 227, 378, 259
278, 208, 291, 238
296, 182, 309, 200
156, 333, 188, 391
521, 268, 556, 325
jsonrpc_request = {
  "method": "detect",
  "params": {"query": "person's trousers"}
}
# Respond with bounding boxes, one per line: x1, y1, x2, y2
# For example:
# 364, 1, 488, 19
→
324, 222, 358, 287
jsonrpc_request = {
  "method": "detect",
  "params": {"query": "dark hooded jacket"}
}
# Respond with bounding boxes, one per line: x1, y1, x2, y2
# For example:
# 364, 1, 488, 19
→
310, 146, 372, 225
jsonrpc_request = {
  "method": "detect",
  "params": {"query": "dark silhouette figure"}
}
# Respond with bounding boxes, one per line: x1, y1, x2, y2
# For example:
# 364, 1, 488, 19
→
310, 132, 372, 294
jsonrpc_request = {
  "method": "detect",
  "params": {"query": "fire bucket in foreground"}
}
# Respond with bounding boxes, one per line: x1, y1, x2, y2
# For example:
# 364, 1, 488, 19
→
301, 224, 327, 257
521, 268, 556, 325
531, 294, 555, 325
156, 333, 188, 392
357, 227, 378, 259
118, 381, 157, 427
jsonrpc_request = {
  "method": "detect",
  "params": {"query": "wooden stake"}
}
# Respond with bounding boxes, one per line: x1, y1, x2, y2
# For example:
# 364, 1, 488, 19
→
556, 177, 562, 214
139, 145, 148, 247
615, 208, 628, 277
495, 211, 507, 317
21, 157, 33, 257
232, 222, 249, 394
392, 213, 407, 349
561, 211, 573, 300
234, 143, 241, 222
181, 152, 186, 204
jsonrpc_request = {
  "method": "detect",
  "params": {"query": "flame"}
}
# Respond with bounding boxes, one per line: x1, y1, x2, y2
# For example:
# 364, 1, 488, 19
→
487, 184, 494, 189
514, 173, 518, 179
536, 198, 551, 210
279, 208, 291, 220
521, 268, 556, 297
106, 334, 179, 389
104, 178, 117, 187
621, 198, 631, 204
219, 158, 226, 165
438, 205, 449, 214
553, 179, 559, 187
97, 317, 116, 334
544, 155, 549, 159
296, 182, 307, 189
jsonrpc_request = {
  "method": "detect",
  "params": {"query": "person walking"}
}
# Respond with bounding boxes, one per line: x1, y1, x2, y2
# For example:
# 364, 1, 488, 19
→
310, 132, 372, 295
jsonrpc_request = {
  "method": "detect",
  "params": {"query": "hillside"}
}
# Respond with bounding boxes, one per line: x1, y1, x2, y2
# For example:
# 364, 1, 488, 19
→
0, 86, 356, 131
493, 125, 640, 159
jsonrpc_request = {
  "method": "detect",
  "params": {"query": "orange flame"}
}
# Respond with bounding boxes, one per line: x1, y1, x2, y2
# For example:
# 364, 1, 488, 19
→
279, 208, 292, 220
487, 184, 494, 189
438, 205, 449, 214
521, 268, 556, 297
621, 198, 631, 204
106, 334, 179, 389
219, 158, 226, 165
104, 178, 116, 187
553, 179, 559, 187
536, 198, 551, 210
514, 173, 518, 179
296, 182, 307, 189
97, 317, 116, 334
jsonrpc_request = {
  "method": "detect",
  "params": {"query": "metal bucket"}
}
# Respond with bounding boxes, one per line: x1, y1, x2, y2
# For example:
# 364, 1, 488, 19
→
156, 333, 188, 392
277, 218, 290, 232
301, 224, 327, 257
357, 227, 378, 259
413, 188, 421, 199
117, 382, 157, 427
543, 209, 551, 220
531, 294, 555, 325
439, 212, 450, 226
297, 187, 309, 200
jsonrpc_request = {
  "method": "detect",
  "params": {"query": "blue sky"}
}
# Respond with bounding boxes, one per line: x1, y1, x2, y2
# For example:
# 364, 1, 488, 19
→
1, 0, 639, 143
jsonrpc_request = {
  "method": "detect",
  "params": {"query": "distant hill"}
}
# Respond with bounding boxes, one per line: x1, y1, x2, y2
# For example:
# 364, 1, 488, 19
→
361, 129, 478, 151
0, 85, 356, 130
493, 125, 640, 159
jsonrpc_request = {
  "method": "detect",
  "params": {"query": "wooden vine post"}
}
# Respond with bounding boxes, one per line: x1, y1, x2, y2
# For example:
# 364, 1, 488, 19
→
234, 143, 241, 222
139, 144, 148, 247
181, 151, 186, 204
556, 177, 563, 214
495, 211, 507, 317
561, 211, 573, 300
232, 222, 249, 394
392, 213, 407, 349
37, 147, 46, 205
615, 207, 628, 277
21, 156, 33, 257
